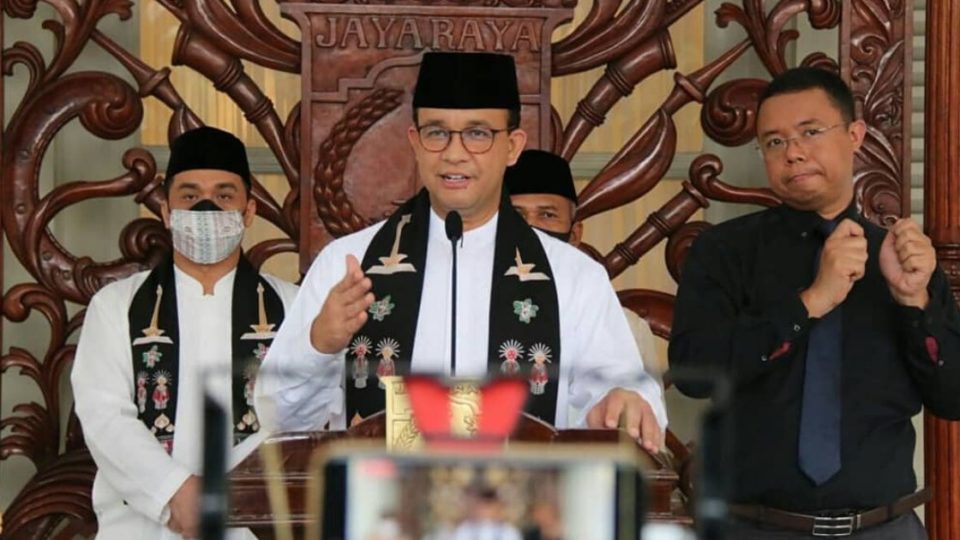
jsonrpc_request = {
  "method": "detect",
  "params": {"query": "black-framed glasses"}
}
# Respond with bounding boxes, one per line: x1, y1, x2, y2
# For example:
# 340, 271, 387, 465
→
416, 125, 514, 154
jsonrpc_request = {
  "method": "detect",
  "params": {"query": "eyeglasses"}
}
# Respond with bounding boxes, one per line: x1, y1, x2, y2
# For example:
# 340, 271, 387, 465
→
416, 125, 514, 154
757, 123, 847, 158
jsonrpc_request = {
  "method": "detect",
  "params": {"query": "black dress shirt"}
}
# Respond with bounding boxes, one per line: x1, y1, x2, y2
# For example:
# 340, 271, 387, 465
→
669, 202, 960, 512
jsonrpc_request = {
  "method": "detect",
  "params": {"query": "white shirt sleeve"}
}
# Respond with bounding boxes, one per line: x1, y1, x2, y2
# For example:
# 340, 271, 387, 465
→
565, 262, 668, 431
255, 248, 347, 432
70, 286, 192, 523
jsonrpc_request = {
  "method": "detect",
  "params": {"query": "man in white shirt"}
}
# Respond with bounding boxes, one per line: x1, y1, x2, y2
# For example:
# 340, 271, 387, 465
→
505, 149, 666, 380
71, 127, 298, 539
257, 52, 665, 450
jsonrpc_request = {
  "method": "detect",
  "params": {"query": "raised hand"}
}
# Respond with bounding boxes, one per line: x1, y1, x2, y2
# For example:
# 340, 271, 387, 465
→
801, 218, 869, 318
879, 218, 936, 309
310, 255, 375, 354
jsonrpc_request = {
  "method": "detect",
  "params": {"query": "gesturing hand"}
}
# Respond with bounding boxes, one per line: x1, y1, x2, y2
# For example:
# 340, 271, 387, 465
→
879, 218, 936, 309
311, 255, 375, 354
801, 218, 868, 318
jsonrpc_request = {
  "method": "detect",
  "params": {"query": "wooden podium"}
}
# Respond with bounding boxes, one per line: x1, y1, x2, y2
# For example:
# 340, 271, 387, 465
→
227, 412, 691, 538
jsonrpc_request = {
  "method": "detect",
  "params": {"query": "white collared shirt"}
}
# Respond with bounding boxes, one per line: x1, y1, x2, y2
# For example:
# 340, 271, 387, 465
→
256, 209, 666, 432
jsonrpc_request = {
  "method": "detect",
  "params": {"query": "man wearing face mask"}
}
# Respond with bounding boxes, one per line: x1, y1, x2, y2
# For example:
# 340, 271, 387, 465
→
505, 149, 666, 382
71, 127, 299, 539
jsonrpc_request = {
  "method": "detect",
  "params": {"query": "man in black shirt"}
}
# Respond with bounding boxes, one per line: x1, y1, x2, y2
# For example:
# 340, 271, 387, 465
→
670, 67, 960, 538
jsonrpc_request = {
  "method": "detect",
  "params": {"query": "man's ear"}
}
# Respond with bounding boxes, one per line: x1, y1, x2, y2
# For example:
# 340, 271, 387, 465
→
160, 198, 171, 229
569, 221, 584, 247
407, 125, 420, 151
243, 196, 257, 228
848, 119, 867, 152
506, 129, 528, 166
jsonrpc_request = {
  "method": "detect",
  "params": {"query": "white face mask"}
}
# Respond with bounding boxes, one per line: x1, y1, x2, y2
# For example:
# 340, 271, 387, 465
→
169, 208, 245, 264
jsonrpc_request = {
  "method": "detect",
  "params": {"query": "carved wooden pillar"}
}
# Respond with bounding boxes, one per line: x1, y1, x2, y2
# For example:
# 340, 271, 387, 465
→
924, 0, 960, 538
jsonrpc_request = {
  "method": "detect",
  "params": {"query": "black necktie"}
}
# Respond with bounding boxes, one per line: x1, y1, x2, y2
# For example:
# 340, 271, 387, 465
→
798, 220, 843, 485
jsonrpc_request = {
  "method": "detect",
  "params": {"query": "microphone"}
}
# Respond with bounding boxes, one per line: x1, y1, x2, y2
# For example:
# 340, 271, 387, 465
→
445, 211, 463, 376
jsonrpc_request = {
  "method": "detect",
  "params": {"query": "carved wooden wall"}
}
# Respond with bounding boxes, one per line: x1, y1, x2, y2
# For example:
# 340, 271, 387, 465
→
0, 0, 936, 538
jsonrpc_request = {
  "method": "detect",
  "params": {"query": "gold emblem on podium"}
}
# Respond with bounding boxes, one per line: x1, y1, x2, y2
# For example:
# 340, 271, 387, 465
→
382, 376, 483, 451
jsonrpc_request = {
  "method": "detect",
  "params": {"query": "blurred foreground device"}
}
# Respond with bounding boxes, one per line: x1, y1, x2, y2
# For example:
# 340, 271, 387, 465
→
201, 394, 228, 540
316, 443, 646, 540
668, 367, 733, 540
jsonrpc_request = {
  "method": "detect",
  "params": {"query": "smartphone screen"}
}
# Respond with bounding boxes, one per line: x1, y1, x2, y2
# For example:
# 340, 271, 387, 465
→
319, 449, 643, 540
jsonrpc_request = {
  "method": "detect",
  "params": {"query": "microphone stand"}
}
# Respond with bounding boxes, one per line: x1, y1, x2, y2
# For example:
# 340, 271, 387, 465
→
445, 211, 463, 377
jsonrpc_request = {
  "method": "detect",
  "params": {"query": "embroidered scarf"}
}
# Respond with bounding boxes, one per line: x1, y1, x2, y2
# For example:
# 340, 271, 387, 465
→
127, 256, 285, 452
345, 189, 561, 425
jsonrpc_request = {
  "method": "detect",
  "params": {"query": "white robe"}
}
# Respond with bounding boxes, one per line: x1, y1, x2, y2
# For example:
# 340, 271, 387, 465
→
256, 210, 666, 432
71, 267, 298, 540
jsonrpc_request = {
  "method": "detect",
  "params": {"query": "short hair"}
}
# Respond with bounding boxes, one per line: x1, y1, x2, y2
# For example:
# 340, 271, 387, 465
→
758, 67, 856, 123
413, 108, 521, 130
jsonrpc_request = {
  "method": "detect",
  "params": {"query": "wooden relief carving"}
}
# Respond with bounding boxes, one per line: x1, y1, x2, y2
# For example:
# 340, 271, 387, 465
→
0, 0, 925, 537
842, 0, 912, 225
281, 0, 575, 266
